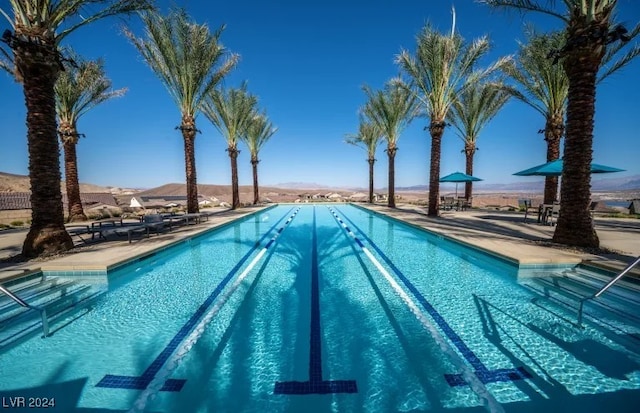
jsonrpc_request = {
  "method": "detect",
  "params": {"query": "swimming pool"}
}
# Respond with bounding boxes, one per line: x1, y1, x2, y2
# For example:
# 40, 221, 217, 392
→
1, 204, 639, 412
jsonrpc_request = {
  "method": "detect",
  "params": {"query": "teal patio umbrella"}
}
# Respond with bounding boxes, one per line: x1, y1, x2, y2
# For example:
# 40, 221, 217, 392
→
439, 171, 483, 197
514, 159, 625, 176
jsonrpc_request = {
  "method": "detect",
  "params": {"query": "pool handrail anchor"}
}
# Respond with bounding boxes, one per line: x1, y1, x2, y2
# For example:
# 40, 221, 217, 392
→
577, 255, 640, 326
0, 284, 50, 337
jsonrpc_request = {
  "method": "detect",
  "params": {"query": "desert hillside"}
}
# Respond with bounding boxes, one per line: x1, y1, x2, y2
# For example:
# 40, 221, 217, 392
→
2, 171, 638, 209
0, 172, 112, 194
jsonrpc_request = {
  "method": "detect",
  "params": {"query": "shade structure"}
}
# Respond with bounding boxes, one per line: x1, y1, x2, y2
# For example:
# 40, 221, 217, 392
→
439, 172, 483, 197
513, 159, 625, 176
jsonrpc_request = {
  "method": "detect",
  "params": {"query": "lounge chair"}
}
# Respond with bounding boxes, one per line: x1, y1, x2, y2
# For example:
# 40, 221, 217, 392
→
143, 214, 167, 234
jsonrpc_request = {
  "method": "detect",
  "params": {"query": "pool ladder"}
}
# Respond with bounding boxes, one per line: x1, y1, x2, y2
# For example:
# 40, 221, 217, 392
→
0, 284, 50, 337
576, 255, 640, 326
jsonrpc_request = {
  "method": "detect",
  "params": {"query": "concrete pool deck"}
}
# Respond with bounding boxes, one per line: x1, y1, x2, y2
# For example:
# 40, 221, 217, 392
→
1, 203, 639, 283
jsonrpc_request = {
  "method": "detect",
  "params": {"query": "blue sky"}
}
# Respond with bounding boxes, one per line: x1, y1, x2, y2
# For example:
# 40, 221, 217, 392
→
1, 0, 639, 190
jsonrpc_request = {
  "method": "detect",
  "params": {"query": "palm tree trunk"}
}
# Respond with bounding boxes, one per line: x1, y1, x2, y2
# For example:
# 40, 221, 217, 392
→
464, 141, 476, 200
368, 157, 375, 204
428, 121, 445, 216
543, 115, 564, 204
15, 73, 73, 254
181, 116, 199, 214
553, 23, 603, 248
387, 146, 397, 208
229, 146, 240, 209
251, 156, 260, 205
18, 47, 73, 258
62, 137, 88, 222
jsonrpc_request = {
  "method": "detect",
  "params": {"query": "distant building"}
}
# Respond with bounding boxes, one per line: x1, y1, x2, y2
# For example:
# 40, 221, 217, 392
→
0, 192, 119, 224
0, 192, 118, 211
125, 195, 218, 210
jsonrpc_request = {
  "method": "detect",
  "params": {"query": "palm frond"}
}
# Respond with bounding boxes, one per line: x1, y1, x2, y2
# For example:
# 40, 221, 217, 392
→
202, 82, 258, 148
447, 81, 511, 145
3, 0, 152, 44
55, 51, 126, 128
125, 8, 238, 119
598, 22, 640, 82
505, 30, 569, 119
361, 80, 418, 147
345, 114, 384, 159
396, 24, 506, 123
479, 0, 568, 22
243, 111, 277, 157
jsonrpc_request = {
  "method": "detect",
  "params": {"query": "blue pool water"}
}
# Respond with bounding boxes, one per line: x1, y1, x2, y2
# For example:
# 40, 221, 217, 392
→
1, 204, 640, 412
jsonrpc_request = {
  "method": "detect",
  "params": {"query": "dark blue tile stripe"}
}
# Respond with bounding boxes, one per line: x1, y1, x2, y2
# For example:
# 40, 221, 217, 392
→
309, 207, 322, 381
274, 206, 357, 395
332, 206, 530, 387
98, 207, 297, 392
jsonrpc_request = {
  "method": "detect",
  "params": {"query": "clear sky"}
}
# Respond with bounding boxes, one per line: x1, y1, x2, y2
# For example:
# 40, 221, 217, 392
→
1, 0, 639, 190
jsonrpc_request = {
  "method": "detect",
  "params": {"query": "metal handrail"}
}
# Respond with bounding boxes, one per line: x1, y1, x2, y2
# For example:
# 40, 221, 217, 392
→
0, 284, 49, 337
577, 255, 640, 326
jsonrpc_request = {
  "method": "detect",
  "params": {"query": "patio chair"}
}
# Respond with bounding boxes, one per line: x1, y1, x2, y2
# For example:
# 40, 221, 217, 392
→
518, 199, 537, 223
442, 196, 456, 211
458, 197, 472, 211
547, 204, 560, 226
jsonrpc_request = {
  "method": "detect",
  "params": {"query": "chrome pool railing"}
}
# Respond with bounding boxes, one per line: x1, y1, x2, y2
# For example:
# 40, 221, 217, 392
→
0, 284, 50, 337
577, 255, 640, 326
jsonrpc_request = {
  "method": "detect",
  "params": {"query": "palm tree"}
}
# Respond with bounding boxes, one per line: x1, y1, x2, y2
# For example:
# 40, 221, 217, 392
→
482, 0, 639, 248
55, 55, 126, 222
126, 8, 238, 214
396, 19, 510, 216
507, 27, 638, 205
361, 80, 418, 208
505, 30, 569, 205
447, 81, 511, 200
202, 83, 258, 209
0, 0, 152, 258
242, 112, 277, 205
345, 115, 384, 204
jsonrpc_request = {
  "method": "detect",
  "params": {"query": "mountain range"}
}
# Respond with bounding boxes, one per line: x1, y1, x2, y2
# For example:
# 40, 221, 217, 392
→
2, 171, 640, 195
394, 174, 640, 192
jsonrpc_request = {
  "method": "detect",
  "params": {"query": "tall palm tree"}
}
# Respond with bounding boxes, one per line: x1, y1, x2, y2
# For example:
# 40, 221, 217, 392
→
482, 0, 639, 248
505, 30, 569, 205
55, 55, 126, 222
202, 83, 258, 209
397, 19, 510, 216
242, 112, 277, 205
126, 8, 238, 214
0, 0, 152, 258
345, 115, 384, 204
362, 80, 418, 208
447, 81, 511, 200
507, 27, 638, 205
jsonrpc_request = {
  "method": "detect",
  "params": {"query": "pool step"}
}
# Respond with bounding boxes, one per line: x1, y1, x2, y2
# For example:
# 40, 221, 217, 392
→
0, 276, 106, 350
522, 267, 640, 333
0, 279, 80, 321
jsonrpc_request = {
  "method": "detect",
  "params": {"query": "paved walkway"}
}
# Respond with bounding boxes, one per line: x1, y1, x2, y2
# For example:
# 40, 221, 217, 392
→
1, 204, 639, 283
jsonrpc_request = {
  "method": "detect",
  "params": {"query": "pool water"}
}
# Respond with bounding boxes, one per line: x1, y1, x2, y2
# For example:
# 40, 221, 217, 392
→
1, 204, 639, 412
